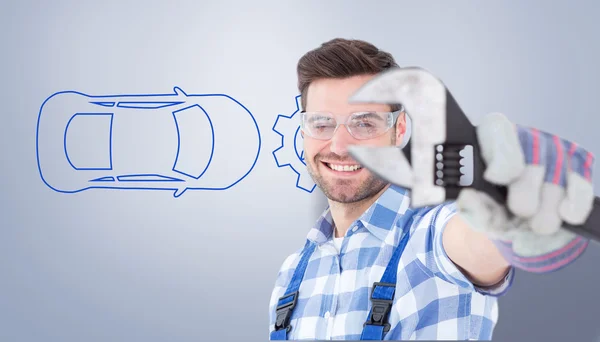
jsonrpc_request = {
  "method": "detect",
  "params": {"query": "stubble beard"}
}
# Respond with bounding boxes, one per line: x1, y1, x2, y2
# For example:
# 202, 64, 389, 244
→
307, 135, 396, 204
307, 160, 389, 204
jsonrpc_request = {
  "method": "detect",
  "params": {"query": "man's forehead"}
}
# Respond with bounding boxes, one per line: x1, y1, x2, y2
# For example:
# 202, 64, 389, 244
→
305, 77, 391, 113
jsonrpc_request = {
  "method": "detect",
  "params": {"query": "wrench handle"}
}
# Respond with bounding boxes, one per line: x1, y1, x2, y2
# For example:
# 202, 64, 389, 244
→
562, 196, 600, 242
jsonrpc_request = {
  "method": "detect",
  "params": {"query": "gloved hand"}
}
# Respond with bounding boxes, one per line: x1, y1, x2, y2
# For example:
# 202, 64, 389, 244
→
456, 112, 595, 259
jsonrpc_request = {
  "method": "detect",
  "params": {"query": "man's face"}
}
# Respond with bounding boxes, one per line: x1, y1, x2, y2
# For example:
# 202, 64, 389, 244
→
302, 74, 406, 204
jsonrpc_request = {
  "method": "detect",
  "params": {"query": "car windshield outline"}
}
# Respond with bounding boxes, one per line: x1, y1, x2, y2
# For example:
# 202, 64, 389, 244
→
171, 104, 215, 179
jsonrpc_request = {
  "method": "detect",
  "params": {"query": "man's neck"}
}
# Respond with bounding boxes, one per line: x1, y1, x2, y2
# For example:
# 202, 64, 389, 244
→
329, 185, 390, 238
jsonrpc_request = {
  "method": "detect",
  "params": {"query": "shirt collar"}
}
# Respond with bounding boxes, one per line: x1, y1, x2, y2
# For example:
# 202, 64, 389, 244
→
306, 185, 412, 245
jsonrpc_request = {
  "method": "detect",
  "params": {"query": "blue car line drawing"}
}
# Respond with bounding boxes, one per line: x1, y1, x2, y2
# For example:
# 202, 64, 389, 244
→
36, 86, 261, 197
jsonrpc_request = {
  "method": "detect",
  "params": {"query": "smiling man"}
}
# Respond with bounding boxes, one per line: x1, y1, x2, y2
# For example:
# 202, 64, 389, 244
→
268, 38, 594, 340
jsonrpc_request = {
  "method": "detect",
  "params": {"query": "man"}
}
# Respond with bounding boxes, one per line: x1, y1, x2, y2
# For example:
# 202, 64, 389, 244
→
269, 38, 594, 340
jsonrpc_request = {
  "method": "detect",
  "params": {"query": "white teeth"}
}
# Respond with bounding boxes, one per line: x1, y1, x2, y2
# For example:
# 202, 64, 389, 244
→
327, 163, 362, 172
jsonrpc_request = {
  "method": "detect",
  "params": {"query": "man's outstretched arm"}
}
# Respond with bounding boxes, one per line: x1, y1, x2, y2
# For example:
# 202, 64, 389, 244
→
443, 216, 511, 287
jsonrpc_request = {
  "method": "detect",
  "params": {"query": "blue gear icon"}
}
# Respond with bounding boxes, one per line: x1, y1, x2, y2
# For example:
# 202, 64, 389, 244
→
272, 95, 316, 193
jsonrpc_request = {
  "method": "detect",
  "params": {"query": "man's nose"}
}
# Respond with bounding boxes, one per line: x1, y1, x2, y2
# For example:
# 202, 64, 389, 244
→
329, 125, 355, 156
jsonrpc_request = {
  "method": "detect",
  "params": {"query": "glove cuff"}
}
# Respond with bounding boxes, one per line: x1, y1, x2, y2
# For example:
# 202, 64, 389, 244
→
491, 236, 589, 273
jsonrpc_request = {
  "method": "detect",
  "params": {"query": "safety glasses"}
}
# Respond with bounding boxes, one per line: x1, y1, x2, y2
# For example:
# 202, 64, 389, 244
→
300, 108, 404, 140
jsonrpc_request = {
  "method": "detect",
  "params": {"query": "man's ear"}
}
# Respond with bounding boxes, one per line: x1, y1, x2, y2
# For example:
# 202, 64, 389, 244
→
395, 113, 407, 146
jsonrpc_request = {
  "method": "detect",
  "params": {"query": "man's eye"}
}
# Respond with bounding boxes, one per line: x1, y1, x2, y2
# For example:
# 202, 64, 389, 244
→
353, 120, 376, 128
310, 123, 332, 130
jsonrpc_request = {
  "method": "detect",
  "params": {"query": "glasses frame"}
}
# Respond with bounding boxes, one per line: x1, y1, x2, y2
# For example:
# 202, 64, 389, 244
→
299, 107, 405, 141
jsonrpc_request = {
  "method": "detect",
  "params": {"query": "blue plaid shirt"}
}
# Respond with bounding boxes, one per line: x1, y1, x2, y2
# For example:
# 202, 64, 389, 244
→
269, 185, 515, 340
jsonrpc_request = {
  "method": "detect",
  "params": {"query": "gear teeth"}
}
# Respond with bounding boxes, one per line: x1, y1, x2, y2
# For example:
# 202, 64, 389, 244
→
297, 170, 316, 192
272, 95, 316, 193
273, 148, 284, 165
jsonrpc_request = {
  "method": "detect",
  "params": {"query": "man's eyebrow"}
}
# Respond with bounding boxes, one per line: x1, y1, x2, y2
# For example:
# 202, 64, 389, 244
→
307, 114, 333, 121
352, 112, 384, 120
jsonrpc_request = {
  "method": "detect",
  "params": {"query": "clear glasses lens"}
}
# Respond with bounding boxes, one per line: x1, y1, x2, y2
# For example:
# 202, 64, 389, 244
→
301, 111, 394, 140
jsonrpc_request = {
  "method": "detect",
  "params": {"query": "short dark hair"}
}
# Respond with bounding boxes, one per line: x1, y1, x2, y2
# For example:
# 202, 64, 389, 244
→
297, 38, 401, 112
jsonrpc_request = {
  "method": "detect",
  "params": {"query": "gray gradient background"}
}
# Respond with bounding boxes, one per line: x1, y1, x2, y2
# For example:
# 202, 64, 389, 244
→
1, 0, 599, 341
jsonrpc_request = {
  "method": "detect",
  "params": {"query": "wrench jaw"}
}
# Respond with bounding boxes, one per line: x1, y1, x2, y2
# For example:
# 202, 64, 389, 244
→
346, 145, 413, 189
348, 67, 448, 207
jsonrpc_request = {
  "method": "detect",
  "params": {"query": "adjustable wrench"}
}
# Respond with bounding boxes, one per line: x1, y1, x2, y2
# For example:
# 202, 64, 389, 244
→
346, 67, 600, 244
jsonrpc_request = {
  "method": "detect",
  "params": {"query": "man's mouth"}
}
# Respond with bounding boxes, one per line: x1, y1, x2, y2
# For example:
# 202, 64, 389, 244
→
323, 162, 363, 172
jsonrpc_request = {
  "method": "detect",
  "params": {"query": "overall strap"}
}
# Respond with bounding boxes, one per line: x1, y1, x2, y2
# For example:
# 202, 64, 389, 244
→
270, 240, 317, 340
361, 231, 411, 340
